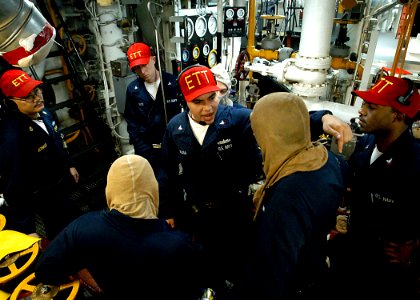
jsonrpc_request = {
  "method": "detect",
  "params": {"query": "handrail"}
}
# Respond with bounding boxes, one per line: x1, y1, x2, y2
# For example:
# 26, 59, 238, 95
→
391, 0, 418, 77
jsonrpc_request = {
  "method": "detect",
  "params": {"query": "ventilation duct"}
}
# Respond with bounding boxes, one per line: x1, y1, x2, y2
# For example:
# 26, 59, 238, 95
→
0, 0, 55, 67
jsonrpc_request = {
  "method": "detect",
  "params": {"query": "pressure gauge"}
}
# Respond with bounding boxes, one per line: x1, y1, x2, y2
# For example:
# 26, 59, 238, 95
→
208, 15, 217, 35
183, 17, 194, 40
192, 46, 200, 59
208, 49, 217, 68
182, 49, 190, 63
202, 44, 210, 56
237, 8, 245, 19
225, 8, 234, 19
195, 16, 207, 38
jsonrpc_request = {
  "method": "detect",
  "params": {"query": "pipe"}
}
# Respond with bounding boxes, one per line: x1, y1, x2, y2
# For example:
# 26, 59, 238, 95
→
288, 0, 336, 96
331, 57, 364, 80
0, 0, 56, 67
303, 99, 359, 125
298, 0, 335, 59
370, 0, 400, 18
147, 1, 168, 125
246, 0, 279, 61
94, 2, 128, 143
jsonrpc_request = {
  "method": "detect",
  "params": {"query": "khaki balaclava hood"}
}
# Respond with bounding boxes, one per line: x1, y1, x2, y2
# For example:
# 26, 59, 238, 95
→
106, 155, 158, 219
250, 92, 328, 218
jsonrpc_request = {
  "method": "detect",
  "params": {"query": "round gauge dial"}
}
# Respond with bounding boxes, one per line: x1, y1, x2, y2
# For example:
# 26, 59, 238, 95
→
195, 16, 207, 38
183, 17, 194, 40
208, 15, 217, 35
225, 8, 234, 19
208, 49, 217, 68
202, 44, 210, 56
237, 8, 245, 19
182, 49, 190, 62
192, 46, 200, 59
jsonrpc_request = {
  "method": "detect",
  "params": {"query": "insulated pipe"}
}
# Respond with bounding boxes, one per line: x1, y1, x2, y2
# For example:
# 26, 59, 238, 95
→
0, 0, 56, 67
304, 99, 359, 125
296, 0, 359, 120
287, 0, 335, 96
283, 63, 326, 84
242, 0, 359, 119
298, 0, 335, 59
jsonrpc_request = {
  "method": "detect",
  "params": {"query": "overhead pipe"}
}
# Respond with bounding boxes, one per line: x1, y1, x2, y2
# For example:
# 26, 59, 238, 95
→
0, 0, 56, 68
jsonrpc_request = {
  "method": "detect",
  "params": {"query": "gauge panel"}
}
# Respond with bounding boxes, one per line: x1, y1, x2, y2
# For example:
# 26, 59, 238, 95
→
181, 14, 217, 69
223, 7, 247, 37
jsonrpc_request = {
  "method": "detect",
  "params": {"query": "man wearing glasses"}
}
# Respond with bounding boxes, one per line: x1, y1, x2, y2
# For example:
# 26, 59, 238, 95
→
0, 69, 81, 240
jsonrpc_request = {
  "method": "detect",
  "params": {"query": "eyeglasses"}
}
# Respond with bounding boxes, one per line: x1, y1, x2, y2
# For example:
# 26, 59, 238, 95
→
12, 88, 43, 103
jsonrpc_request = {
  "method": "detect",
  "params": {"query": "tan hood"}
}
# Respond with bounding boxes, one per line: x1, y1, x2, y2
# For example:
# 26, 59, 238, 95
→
250, 92, 328, 218
106, 155, 158, 219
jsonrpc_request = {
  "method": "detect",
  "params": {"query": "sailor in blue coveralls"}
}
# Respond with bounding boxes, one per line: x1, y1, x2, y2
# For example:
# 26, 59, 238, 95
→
124, 43, 183, 220
0, 69, 81, 239
160, 64, 353, 298
124, 42, 183, 178
329, 76, 420, 299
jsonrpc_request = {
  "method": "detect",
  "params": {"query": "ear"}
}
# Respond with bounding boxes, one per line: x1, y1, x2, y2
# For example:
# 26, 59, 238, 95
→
394, 111, 405, 122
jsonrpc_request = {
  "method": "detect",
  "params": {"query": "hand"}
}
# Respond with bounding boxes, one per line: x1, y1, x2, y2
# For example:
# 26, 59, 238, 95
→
69, 167, 80, 183
322, 114, 353, 153
166, 218, 175, 229
335, 215, 348, 234
384, 239, 420, 267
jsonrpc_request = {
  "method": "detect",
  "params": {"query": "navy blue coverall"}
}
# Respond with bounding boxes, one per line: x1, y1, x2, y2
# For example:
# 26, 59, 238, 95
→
35, 209, 203, 300
0, 101, 80, 238
124, 71, 182, 173
329, 129, 420, 299
160, 105, 331, 295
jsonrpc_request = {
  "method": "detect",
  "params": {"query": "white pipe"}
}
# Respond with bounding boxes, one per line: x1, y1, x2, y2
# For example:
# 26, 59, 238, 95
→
97, 4, 125, 62
289, 0, 336, 98
299, 0, 336, 58
217, 0, 224, 33
284, 64, 326, 84
89, 1, 128, 145
303, 99, 359, 124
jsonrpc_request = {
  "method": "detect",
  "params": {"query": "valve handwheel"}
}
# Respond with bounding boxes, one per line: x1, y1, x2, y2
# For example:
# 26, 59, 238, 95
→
234, 50, 250, 81
10, 272, 80, 300
0, 243, 39, 284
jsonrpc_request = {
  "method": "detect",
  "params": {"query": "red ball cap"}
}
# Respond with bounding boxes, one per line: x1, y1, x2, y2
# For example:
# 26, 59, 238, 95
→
352, 76, 420, 118
126, 42, 152, 69
178, 65, 220, 102
0, 69, 43, 98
